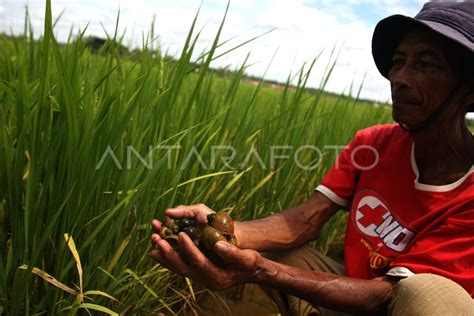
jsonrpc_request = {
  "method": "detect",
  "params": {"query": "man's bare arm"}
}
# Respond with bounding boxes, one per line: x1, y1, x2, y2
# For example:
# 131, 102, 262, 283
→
234, 191, 341, 251
252, 257, 394, 313
152, 192, 395, 314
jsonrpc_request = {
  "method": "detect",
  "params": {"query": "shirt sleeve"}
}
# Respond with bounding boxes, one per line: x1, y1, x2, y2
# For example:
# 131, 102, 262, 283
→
315, 130, 368, 207
388, 208, 474, 297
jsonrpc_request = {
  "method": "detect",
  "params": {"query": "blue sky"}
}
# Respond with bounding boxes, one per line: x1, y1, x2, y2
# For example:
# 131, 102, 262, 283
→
0, 0, 427, 102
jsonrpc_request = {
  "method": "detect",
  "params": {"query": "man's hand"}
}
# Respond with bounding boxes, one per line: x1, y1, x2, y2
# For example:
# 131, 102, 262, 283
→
150, 231, 267, 290
151, 204, 214, 232
152, 191, 339, 253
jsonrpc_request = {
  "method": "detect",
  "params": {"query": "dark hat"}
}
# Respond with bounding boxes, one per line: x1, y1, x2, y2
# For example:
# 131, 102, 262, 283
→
372, 2, 474, 79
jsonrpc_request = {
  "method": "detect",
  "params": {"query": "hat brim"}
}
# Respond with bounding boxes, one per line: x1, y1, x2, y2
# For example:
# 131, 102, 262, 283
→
372, 14, 474, 79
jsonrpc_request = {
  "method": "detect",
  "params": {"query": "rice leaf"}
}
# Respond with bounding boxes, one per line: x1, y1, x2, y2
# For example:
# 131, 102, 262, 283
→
64, 234, 83, 293
18, 264, 78, 295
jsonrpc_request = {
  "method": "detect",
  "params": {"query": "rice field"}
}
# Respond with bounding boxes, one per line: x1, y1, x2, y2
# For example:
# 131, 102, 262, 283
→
0, 1, 393, 314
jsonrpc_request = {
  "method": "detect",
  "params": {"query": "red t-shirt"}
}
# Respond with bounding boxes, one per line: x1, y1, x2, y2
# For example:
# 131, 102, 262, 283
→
316, 124, 474, 297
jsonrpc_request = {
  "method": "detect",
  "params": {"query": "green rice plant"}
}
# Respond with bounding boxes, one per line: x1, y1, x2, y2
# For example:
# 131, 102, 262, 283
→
0, 0, 392, 313
19, 234, 118, 315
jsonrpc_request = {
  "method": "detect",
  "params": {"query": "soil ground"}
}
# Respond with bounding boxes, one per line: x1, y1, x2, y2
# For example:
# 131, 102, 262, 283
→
184, 284, 280, 315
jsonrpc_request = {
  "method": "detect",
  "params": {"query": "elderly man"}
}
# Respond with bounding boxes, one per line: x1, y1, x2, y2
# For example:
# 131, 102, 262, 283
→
151, 2, 473, 315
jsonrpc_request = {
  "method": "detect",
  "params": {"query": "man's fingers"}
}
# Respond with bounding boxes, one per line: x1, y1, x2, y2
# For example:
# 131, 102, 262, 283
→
164, 204, 214, 222
151, 219, 162, 233
150, 248, 162, 261
164, 206, 195, 218
177, 233, 230, 290
214, 241, 257, 270
214, 241, 235, 263
151, 233, 162, 247
153, 239, 190, 275
178, 232, 209, 269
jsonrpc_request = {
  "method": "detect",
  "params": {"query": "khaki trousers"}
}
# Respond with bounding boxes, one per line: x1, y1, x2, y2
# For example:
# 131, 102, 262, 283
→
262, 246, 474, 316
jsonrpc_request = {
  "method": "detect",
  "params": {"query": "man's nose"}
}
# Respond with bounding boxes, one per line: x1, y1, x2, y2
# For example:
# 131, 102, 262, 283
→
389, 64, 414, 89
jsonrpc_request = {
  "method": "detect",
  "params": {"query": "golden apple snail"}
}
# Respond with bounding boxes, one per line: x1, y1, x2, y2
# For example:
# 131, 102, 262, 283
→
162, 216, 180, 234
207, 211, 234, 235
182, 226, 200, 240
158, 211, 237, 265
158, 226, 173, 238
178, 217, 195, 229
200, 226, 227, 251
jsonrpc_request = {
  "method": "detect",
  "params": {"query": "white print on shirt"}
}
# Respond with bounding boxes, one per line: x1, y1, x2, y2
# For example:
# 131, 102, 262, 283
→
355, 195, 415, 253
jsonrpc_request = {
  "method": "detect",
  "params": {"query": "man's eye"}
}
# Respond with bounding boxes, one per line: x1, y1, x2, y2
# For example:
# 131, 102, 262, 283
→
416, 60, 439, 69
391, 58, 404, 66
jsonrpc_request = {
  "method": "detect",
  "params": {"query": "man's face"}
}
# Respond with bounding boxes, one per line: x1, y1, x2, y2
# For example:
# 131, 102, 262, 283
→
388, 29, 460, 127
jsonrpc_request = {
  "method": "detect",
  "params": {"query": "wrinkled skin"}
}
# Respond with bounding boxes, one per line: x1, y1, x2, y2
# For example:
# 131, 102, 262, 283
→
388, 29, 470, 128
389, 29, 474, 185
150, 200, 394, 314
151, 220, 265, 291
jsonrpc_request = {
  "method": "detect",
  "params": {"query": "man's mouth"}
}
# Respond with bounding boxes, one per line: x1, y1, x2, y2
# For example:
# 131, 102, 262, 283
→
392, 96, 420, 107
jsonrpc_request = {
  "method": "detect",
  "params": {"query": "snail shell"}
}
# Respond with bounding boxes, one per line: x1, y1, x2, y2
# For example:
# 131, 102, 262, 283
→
165, 234, 179, 248
163, 216, 180, 234
225, 234, 237, 246
158, 226, 173, 239
201, 226, 226, 250
179, 218, 195, 229
182, 226, 200, 240
158, 227, 180, 249
207, 211, 234, 235
163, 216, 176, 228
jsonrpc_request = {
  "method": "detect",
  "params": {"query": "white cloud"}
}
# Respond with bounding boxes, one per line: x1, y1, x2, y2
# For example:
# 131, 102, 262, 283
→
1, 0, 427, 102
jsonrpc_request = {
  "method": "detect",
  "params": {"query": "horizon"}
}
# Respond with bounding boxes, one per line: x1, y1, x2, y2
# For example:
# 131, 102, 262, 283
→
0, 1, 424, 100
1, 0, 473, 119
